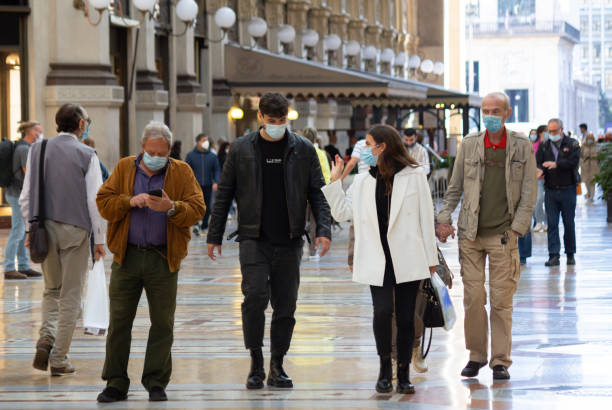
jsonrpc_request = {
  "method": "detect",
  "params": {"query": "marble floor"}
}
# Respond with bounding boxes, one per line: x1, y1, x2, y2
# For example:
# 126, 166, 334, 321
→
1, 197, 612, 409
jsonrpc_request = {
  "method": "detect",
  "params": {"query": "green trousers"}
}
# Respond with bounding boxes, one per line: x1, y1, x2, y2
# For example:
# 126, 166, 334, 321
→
101, 246, 178, 393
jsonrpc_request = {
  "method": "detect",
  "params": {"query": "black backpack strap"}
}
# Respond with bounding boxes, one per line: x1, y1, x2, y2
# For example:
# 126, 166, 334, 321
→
37, 140, 47, 220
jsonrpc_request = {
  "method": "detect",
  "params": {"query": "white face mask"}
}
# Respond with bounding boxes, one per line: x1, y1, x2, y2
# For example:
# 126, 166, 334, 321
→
265, 123, 287, 140
201, 140, 210, 150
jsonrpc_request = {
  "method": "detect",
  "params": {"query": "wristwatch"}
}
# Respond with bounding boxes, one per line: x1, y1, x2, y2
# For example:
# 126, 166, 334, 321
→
167, 201, 176, 217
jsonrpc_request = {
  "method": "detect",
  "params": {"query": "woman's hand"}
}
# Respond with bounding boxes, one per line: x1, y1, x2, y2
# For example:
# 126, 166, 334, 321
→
330, 155, 345, 183
429, 266, 437, 275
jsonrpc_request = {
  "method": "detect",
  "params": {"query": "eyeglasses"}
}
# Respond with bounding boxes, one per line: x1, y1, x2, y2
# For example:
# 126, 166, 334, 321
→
82, 117, 92, 126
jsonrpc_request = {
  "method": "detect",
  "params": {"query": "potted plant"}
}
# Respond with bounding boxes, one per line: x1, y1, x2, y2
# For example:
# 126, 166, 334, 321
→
592, 142, 612, 222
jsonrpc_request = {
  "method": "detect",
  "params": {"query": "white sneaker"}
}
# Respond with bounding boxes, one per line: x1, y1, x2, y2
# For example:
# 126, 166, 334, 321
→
533, 223, 543, 232
309, 254, 320, 261
412, 346, 428, 373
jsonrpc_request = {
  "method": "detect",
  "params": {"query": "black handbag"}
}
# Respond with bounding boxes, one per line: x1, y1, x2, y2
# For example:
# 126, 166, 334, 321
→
417, 278, 445, 359
29, 139, 49, 264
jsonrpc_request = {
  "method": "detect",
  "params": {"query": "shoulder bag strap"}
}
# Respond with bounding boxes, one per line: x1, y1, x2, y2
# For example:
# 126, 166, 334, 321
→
37, 140, 47, 220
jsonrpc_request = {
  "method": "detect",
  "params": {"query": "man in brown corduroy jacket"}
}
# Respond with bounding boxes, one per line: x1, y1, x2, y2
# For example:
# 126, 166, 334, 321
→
95, 122, 205, 403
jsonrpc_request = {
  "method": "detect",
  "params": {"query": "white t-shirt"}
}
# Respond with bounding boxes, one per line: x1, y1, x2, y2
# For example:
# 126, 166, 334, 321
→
351, 139, 370, 174
407, 143, 431, 175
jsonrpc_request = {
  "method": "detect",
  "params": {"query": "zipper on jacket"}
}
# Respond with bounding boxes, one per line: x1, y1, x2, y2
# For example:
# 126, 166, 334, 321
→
283, 141, 294, 238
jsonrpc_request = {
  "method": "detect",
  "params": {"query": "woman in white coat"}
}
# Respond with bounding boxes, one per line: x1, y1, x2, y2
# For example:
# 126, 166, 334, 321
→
322, 125, 438, 394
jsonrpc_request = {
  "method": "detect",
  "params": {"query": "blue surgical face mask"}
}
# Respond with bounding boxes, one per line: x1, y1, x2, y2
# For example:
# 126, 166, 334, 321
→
529, 133, 538, 142
80, 123, 91, 141
483, 115, 503, 133
542, 132, 550, 141
549, 134, 561, 143
143, 152, 167, 171
361, 147, 379, 167
265, 123, 287, 140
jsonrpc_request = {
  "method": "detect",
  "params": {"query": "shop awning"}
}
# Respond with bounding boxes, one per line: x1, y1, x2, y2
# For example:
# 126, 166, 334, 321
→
224, 44, 429, 100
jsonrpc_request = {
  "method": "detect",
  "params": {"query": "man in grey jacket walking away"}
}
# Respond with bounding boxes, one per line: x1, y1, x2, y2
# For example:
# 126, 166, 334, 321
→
20, 103, 107, 376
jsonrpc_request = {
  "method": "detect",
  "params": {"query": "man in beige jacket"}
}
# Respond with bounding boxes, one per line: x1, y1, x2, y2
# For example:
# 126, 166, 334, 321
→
436, 92, 537, 380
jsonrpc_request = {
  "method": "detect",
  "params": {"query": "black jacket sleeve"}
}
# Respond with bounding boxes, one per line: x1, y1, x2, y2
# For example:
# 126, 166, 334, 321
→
307, 146, 332, 240
206, 143, 238, 245
536, 142, 545, 169
557, 140, 580, 170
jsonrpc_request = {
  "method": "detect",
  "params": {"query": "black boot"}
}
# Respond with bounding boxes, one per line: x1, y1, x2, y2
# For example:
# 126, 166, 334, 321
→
376, 355, 393, 393
246, 348, 265, 389
267, 355, 293, 388
545, 254, 560, 267
396, 361, 415, 394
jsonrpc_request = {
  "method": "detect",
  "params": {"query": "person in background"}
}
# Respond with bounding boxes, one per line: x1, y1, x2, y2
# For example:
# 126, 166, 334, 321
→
536, 118, 580, 267
218, 140, 230, 170
403, 128, 431, 176
324, 131, 342, 160
302, 127, 331, 260
579, 123, 588, 143
345, 131, 358, 158
170, 140, 182, 160
20, 103, 107, 376
186, 134, 221, 236
323, 124, 437, 394
580, 132, 600, 202
82, 138, 110, 181
95, 122, 205, 403
531, 126, 548, 232
517, 128, 542, 265
436, 92, 537, 381
3, 121, 43, 280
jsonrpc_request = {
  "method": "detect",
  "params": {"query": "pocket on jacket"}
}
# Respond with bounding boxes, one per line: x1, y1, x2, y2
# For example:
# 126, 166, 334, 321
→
464, 160, 479, 180
511, 160, 525, 181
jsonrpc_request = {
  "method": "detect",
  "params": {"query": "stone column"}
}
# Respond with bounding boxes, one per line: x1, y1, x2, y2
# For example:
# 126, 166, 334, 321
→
132, 7, 169, 155
265, 0, 286, 54
315, 98, 338, 131
203, 0, 228, 138
174, 8, 206, 148
287, 0, 310, 58
44, 0, 123, 168
237, 0, 258, 48
381, 29, 396, 75
310, 2, 331, 63
292, 98, 317, 130
210, 80, 234, 141
364, 0, 382, 72
329, 0, 350, 68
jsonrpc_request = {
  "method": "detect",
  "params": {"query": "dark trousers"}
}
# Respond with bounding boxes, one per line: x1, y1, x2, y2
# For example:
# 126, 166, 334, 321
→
102, 247, 177, 393
239, 239, 303, 356
370, 270, 420, 363
200, 184, 213, 229
518, 231, 532, 259
545, 186, 577, 256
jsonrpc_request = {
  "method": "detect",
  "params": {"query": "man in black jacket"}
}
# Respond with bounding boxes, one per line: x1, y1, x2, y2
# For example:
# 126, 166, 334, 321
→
206, 93, 332, 390
536, 118, 580, 267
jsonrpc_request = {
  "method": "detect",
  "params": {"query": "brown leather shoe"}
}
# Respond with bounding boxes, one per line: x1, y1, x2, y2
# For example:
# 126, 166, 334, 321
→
19, 269, 42, 278
32, 338, 53, 371
51, 364, 76, 376
4, 270, 27, 280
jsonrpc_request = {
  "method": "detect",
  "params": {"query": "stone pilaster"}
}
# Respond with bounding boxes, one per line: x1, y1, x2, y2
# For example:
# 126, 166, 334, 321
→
287, 0, 310, 58
237, 0, 258, 47
365, 24, 382, 73
310, 5, 331, 63
347, 18, 367, 69
381, 28, 396, 75
265, 0, 286, 54
329, 12, 350, 67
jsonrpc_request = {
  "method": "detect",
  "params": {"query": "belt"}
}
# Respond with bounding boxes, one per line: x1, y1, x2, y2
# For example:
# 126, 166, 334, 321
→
128, 244, 166, 251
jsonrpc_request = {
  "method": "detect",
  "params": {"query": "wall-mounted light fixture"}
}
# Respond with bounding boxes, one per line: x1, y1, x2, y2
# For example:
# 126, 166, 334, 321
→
229, 107, 244, 120
209, 6, 237, 43
288, 109, 299, 121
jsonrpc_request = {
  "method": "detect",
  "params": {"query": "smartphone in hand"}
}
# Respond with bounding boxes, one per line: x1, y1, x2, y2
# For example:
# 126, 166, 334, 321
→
147, 189, 163, 197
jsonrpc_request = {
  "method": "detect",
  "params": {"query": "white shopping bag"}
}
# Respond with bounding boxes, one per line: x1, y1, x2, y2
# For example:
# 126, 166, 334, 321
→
82, 260, 109, 336
431, 272, 456, 331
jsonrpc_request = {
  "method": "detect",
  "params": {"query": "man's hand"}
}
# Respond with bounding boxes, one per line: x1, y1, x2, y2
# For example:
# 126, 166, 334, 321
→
130, 193, 149, 208
207, 243, 222, 261
435, 223, 456, 243
213, 183, 218, 192
330, 155, 345, 183
146, 190, 173, 213
542, 161, 557, 169
315, 237, 331, 257
537, 168, 544, 178
429, 266, 437, 275
93, 244, 106, 261
25, 233, 30, 248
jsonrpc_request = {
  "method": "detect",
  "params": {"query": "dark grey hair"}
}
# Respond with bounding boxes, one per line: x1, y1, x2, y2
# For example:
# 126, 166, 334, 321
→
548, 118, 564, 129
141, 121, 172, 147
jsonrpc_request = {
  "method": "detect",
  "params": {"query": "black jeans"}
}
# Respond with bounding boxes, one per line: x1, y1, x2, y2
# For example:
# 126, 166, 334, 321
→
200, 184, 213, 229
370, 270, 420, 363
545, 186, 576, 256
239, 239, 303, 356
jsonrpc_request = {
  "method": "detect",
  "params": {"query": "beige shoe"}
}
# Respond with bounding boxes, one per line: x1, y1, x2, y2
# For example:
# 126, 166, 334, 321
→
51, 363, 76, 376
412, 346, 428, 373
32, 338, 53, 371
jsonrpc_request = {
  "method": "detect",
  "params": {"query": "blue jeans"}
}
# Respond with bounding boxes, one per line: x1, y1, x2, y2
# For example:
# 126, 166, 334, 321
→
534, 179, 546, 225
545, 186, 577, 256
3, 193, 30, 272
518, 231, 532, 259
